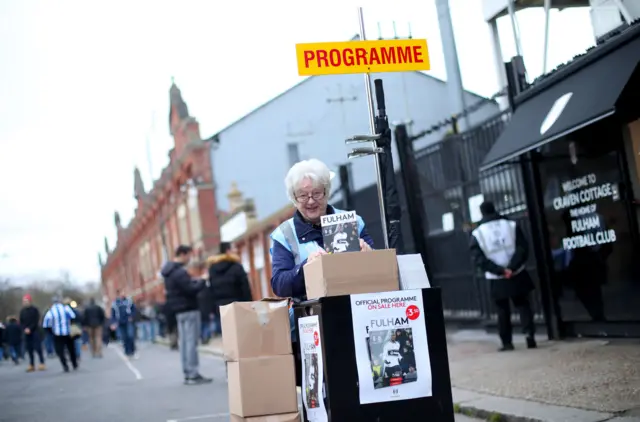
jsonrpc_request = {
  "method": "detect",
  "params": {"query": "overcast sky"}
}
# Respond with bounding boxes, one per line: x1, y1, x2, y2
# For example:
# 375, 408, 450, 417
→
0, 1, 595, 284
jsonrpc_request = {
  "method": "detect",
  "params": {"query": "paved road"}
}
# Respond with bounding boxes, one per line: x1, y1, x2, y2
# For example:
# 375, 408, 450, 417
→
0, 342, 482, 422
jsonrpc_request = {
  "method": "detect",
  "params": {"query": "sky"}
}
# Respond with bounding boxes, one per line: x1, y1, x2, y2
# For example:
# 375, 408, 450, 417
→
0, 1, 596, 284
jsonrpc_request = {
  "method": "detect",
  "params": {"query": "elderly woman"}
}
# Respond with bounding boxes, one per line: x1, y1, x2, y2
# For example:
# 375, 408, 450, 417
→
270, 158, 374, 300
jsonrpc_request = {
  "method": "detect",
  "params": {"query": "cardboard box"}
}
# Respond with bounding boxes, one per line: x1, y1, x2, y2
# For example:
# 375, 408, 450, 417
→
230, 412, 301, 422
303, 249, 399, 299
228, 355, 298, 417
221, 300, 292, 361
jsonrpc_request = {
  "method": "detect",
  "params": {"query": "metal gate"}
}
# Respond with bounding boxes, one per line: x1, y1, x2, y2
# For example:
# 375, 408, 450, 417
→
342, 110, 544, 323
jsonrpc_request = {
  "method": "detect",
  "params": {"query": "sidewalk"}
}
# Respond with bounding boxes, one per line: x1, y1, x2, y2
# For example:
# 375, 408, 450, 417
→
447, 330, 640, 421
157, 331, 640, 422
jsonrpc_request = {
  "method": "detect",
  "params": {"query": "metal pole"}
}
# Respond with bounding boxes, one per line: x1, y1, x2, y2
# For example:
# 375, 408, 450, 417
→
357, 6, 389, 248
507, 0, 523, 58
542, 0, 551, 74
612, 0, 633, 24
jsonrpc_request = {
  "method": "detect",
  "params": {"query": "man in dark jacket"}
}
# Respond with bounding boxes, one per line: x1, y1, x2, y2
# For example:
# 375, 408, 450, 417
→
206, 242, 252, 335
162, 245, 211, 385
19, 294, 46, 372
470, 201, 536, 352
111, 292, 137, 358
83, 298, 106, 358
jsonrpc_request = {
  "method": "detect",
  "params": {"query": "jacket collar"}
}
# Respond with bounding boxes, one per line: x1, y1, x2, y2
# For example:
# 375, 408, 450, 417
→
479, 213, 505, 225
293, 205, 336, 240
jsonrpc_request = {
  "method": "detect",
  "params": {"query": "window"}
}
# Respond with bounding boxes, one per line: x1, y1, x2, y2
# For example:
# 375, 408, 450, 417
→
177, 203, 189, 244
287, 143, 300, 168
241, 247, 251, 273
258, 268, 269, 299
538, 119, 640, 322
253, 240, 264, 270
188, 186, 202, 243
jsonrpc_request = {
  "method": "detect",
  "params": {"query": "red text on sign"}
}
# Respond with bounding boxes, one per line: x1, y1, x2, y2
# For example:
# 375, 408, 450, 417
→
303, 46, 424, 68
405, 305, 420, 321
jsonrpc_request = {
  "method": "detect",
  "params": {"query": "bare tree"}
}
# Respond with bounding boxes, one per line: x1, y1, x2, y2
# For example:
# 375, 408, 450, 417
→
0, 274, 96, 322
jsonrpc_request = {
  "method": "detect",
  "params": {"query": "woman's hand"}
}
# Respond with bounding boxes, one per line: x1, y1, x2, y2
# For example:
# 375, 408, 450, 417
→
307, 249, 327, 263
360, 239, 372, 252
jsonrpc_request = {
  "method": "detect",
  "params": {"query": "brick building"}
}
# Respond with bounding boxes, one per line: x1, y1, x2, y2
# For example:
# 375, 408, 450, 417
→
100, 82, 222, 305
230, 202, 295, 300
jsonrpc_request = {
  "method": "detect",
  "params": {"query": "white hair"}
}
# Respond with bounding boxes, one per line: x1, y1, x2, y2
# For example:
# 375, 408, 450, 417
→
285, 158, 335, 203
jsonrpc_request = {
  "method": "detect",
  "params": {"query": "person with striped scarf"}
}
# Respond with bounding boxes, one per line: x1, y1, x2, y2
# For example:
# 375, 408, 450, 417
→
42, 296, 78, 372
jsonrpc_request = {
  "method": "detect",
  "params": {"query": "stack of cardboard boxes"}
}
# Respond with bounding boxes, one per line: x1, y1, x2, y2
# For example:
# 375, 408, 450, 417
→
221, 299, 300, 422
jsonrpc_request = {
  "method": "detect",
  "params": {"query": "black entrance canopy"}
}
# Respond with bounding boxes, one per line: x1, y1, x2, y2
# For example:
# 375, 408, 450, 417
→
480, 32, 640, 171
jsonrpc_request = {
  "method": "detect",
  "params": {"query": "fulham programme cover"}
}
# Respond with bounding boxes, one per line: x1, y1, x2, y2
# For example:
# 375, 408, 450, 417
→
350, 289, 433, 404
321, 211, 360, 254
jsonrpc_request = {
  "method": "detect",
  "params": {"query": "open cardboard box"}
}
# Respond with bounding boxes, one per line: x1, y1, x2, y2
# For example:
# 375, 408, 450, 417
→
220, 300, 292, 361
303, 248, 399, 299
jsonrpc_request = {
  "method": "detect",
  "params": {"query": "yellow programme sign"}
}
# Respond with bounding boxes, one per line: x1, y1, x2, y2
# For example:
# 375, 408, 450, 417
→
296, 39, 430, 76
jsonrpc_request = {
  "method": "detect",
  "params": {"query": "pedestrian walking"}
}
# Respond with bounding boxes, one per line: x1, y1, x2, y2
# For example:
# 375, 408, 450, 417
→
42, 297, 78, 372
64, 298, 83, 361
162, 245, 212, 385
43, 331, 55, 358
0, 321, 5, 363
137, 300, 156, 343
156, 302, 167, 338
110, 291, 137, 358
5, 317, 22, 364
83, 298, 106, 358
19, 294, 46, 372
470, 201, 537, 351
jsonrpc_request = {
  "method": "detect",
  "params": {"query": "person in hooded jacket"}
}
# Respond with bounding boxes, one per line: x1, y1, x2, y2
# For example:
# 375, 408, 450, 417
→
162, 245, 212, 385
206, 241, 252, 334
110, 292, 137, 358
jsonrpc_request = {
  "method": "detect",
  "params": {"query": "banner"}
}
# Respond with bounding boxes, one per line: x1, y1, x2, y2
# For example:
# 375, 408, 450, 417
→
296, 39, 430, 76
298, 315, 328, 422
350, 289, 432, 404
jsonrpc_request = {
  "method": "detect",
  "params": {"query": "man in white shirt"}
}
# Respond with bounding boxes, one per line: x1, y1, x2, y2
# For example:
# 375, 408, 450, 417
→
382, 332, 402, 378
470, 201, 536, 352
42, 296, 78, 372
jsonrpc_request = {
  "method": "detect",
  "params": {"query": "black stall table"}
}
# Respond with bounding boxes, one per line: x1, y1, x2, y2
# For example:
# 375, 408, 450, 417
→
293, 287, 454, 422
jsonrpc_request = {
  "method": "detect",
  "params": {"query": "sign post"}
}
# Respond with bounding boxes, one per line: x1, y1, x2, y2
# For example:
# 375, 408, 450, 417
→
295, 8, 430, 250
296, 7, 430, 249
355, 6, 389, 248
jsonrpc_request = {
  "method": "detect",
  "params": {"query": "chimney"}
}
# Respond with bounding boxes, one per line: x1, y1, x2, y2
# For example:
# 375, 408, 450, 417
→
227, 182, 244, 213
244, 198, 258, 226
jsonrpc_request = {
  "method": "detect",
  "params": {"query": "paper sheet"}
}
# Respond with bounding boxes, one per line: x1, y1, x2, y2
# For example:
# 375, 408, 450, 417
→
397, 254, 430, 290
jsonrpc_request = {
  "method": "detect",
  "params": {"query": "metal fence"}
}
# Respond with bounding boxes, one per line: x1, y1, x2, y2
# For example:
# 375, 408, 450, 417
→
345, 110, 545, 325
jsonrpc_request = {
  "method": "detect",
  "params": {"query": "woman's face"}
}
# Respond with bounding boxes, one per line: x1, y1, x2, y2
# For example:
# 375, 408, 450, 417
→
294, 177, 328, 223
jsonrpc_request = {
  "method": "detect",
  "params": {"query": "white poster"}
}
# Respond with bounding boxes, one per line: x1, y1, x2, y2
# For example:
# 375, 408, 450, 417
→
350, 289, 432, 404
298, 315, 328, 422
468, 194, 485, 223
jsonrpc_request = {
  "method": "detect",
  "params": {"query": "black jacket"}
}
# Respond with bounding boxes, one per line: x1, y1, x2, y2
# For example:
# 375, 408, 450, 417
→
207, 253, 252, 312
162, 261, 205, 315
19, 306, 40, 333
5, 322, 22, 346
83, 303, 106, 328
469, 213, 534, 300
